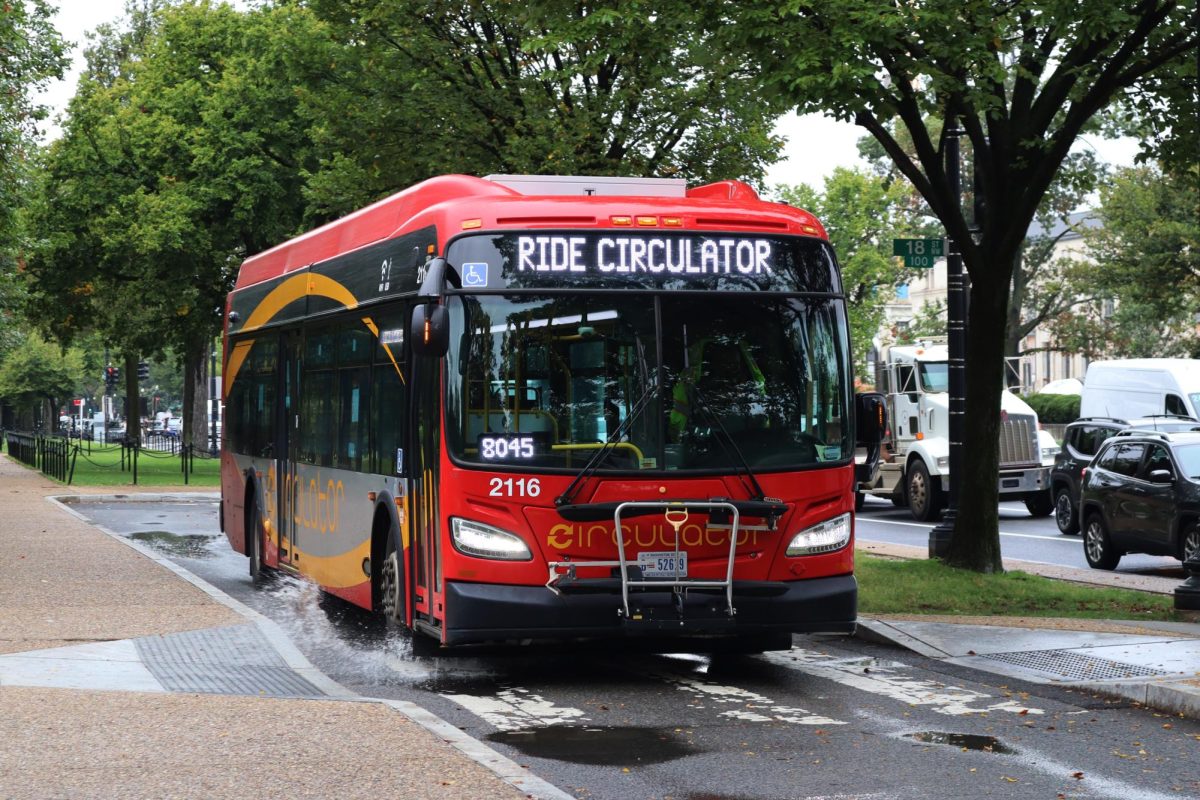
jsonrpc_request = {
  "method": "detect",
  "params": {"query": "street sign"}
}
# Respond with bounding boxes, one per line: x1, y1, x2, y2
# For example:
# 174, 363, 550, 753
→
893, 238, 945, 268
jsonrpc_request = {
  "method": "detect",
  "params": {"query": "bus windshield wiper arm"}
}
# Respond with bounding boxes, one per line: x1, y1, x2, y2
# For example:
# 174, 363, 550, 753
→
555, 378, 657, 508
688, 385, 767, 502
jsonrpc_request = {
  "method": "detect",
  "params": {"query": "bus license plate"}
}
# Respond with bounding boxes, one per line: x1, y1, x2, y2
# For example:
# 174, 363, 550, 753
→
638, 551, 687, 578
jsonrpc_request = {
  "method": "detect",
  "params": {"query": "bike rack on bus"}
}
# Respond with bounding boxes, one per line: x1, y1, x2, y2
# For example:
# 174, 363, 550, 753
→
545, 500, 741, 621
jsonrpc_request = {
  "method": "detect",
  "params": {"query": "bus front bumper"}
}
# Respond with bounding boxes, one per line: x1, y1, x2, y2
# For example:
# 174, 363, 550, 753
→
442, 574, 856, 647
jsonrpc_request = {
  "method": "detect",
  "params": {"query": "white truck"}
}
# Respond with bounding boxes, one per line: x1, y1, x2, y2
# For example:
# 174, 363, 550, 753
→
1080, 358, 1200, 420
858, 340, 1053, 521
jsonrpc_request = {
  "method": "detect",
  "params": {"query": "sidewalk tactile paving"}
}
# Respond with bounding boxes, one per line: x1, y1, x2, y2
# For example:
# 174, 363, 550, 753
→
134, 624, 326, 698
978, 649, 1174, 681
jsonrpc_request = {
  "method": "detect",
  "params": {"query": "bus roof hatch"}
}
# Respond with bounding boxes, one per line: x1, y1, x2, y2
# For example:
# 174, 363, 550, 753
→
484, 174, 688, 197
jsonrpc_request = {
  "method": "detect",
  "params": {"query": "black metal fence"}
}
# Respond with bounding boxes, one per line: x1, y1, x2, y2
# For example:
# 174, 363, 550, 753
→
4, 429, 217, 485
4, 431, 78, 483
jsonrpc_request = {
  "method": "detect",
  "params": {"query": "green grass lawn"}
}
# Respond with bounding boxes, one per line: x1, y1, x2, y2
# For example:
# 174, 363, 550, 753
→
857, 553, 1181, 622
46, 441, 219, 487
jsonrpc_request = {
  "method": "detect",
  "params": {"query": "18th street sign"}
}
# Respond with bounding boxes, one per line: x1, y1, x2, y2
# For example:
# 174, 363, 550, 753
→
893, 238, 945, 268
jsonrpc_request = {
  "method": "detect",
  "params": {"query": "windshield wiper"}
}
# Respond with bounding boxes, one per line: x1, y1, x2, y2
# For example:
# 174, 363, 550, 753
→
555, 338, 654, 508
687, 384, 768, 502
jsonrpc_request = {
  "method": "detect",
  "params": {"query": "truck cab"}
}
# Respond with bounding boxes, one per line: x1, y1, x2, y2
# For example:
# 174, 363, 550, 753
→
859, 340, 1052, 521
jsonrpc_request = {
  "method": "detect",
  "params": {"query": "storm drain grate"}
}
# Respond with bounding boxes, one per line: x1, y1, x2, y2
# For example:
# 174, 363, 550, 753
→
978, 649, 1174, 681
134, 624, 325, 698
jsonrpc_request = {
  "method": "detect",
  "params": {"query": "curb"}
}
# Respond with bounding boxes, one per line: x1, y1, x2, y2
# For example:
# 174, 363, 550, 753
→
47, 494, 573, 800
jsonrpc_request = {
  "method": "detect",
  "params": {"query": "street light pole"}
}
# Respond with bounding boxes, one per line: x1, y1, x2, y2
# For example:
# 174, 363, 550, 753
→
929, 119, 967, 558
209, 341, 218, 456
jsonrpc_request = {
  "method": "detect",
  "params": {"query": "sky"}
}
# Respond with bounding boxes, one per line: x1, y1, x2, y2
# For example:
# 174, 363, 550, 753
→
38, 1, 1141, 193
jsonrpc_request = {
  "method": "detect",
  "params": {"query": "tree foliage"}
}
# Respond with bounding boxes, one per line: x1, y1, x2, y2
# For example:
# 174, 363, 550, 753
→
0, 0, 66, 252
25, 0, 316, 442
728, 0, 1199, 572
297, 0, 787, 219
0, 332, 86, 427
1051, 163, 1200, 358
776, 168, 918, 378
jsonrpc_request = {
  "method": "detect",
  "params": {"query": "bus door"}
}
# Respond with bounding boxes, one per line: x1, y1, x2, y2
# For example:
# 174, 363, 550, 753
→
408, 352, 442, 629
275, 330, 303, 569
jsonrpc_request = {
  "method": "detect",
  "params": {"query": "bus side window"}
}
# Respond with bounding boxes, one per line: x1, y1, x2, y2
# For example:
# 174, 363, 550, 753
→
371, 310, 407, 475
338, 324, 372, 471
299, 329, 336, 467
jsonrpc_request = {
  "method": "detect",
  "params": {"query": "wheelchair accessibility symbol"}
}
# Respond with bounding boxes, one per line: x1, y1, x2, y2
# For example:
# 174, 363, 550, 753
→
461, 263, 489, 287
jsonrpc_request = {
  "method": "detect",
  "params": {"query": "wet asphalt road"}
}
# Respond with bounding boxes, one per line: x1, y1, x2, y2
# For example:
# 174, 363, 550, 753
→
856, 496, 1187, 580
75, 498, 1200, 800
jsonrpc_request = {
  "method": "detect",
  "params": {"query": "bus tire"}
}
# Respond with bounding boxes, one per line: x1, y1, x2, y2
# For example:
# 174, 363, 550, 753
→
379, 521, 406, 625
246, 493, 270, 584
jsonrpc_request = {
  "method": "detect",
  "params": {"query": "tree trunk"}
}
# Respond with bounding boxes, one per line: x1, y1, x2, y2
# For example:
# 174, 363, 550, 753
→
944, 268, 1011, 573
182, 342, 208, 451
1005, 255, 1025, 361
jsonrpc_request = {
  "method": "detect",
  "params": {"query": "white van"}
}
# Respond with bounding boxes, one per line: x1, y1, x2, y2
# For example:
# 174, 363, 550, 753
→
1080, 359, 1200, 420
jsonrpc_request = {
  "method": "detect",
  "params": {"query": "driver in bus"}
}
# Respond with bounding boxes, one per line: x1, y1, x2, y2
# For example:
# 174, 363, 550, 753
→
668, 337, 767, 442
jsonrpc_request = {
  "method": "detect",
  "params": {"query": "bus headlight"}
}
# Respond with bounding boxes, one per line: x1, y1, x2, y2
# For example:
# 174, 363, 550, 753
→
450, 518, 532, 561
786, 513, 851, 557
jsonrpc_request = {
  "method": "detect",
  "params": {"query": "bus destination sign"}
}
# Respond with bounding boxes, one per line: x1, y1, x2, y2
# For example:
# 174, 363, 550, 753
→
445, 231, 840, 293
515, 234, 775, 277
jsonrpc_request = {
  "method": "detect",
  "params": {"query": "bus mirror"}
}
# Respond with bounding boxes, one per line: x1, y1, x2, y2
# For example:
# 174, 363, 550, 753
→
855, 392, 886, 446
410, 303, 449, 358
417, 257, 449, 300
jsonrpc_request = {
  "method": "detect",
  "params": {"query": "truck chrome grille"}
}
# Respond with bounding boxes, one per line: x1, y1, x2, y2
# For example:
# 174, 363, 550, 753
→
999, 415, 1037, 466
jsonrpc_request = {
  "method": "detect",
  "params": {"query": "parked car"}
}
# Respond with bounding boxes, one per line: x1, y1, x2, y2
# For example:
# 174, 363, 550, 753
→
1050, 416, 1200, 535
1077, 430, 1200, 570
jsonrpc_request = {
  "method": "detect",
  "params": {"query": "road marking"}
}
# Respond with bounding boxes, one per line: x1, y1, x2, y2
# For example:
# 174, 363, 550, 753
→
442, 686, 589, 732
761, 649, 1045, 717
650, 669, 844, 726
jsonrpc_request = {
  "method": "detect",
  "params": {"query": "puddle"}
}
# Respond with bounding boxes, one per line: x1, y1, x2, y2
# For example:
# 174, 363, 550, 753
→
128, 530, 219, 559
905, 731, 1014, 754
487, 725, 698, 765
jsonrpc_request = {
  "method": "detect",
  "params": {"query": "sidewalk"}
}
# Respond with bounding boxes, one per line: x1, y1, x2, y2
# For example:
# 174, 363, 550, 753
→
856, 540, 1200, 718
0, 455, 565, 800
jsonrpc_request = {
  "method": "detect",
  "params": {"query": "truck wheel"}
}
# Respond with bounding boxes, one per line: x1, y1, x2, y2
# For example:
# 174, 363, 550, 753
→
1083, 513, 1121, 570
907, 460, 943, 522
1024, 490, 1054, 518
1054, 487, 1079, 535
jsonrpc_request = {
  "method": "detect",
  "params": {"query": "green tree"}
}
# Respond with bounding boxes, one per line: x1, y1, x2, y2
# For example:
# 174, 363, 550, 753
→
297, 0, 787, 219
729, 0, 1199, 572
0, 333, 86, 429
0, 0, 67, 253
25, 1, 316, 445
776, 168, 918, 379
1051, 164, 1200, 357
0, 1, 67, 396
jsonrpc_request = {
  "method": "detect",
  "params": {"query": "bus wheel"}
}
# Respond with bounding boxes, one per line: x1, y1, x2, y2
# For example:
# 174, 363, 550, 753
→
247, 497, 271, 584
380, 534, 405, 625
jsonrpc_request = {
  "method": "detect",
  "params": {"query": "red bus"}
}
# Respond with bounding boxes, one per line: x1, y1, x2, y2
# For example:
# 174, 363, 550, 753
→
221, 174, 884, 651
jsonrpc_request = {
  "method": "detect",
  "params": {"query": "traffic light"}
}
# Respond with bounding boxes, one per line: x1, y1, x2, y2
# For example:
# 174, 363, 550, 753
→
138, 361, 150, 381
104, 366, 120, 389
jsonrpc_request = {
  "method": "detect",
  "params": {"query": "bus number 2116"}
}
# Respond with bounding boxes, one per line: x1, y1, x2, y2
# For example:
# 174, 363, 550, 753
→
489, 477, 542, 497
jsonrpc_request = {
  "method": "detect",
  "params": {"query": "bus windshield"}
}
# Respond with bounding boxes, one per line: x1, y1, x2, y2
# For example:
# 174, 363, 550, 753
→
445, 293, 849, 472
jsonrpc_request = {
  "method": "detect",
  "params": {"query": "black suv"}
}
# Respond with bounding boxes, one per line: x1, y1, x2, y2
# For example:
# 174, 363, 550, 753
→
1078, 430, 1200, 570
1050, 416, 1200, 535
